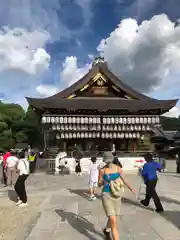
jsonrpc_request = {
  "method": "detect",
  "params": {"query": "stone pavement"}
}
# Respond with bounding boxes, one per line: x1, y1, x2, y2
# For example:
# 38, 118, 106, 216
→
0, 160, 180, 240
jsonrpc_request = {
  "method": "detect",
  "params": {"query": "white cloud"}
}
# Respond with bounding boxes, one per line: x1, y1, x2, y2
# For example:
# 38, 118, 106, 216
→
97, 14, 180, 93
0, 27, 50, 74
60, 56, 91, 86
163, 106, 180, 118
36, 84, 58, 97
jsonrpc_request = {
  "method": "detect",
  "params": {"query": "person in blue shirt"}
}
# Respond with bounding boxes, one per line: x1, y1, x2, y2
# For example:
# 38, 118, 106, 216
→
140, 153, 164, 213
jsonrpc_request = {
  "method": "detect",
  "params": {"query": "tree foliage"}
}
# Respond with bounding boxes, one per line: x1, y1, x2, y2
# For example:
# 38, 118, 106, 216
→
0, 101, 43, 152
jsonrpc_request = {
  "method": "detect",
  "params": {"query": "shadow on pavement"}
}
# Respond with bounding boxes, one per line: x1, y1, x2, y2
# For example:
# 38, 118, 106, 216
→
161, 211, 180, 229
8, 189, 18, 202
55, 209, 104, 240
122, 197, 155, 212
68, 188, 101, 200
161, 196, 180, 206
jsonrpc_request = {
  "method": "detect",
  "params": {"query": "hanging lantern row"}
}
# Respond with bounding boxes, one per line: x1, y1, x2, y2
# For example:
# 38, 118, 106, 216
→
56, 132, 101, 139
51, 124, 151, 132
101, 132, 141, 139
102, 116, 159, 125
102, 125, 151, 132
52, 124, 101, 131
42, 116, 101, 124
56, 132, 141, 139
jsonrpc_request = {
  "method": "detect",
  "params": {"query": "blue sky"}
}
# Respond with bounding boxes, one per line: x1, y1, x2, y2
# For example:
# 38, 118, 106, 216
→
0, 0, 180, 117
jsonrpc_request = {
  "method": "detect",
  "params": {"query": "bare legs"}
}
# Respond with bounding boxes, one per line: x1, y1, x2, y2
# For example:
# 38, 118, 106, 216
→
105, 216, 119, 240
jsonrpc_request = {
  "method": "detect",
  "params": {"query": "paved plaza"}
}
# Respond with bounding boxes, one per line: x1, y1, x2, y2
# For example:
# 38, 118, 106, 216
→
0, 160, 180, 240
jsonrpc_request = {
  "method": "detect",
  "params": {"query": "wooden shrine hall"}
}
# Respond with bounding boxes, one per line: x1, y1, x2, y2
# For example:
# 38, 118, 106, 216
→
27, 57, 178, 154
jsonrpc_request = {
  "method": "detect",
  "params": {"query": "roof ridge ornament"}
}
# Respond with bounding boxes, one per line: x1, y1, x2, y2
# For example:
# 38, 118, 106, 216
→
92, 56, 106, 66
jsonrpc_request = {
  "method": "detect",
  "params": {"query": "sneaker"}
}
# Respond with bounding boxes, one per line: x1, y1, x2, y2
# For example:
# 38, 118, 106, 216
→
92, 195, 97, 200
18, 203, 28, 208
16, 200, 22, 206
155, 209, 164, 213
103, 229, 111, 240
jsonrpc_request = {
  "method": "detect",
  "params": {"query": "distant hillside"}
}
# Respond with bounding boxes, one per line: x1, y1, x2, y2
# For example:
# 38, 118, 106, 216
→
160, 116, 180, 130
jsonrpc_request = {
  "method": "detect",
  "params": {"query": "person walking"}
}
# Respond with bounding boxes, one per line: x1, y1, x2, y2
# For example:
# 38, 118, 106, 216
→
140, 153, 164, 213
6, 152, 19, 186
28, 151, 36, 173
15, 151, 29, 207
98, 152, 135, 240
2, 151, 11, 186
75, 160, 82, 176
86, 156, 99, 200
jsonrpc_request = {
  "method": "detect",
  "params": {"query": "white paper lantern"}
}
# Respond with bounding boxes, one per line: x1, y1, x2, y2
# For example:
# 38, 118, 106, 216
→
134, 125, 138, 131
92, 132, 96, 138
84, 117, 88, 124
123, 118, 126, 124
60, 117, 63, 124
133, 133, 136, 138
89, 133, 92, 138
81, 117, 84, 124
142, 125, 145, 131
113, 132, 117, 138
69, 133, 72, 139
147, 125, 150, 131
76, 132, 80, 138
115, 117, 119, 124
117, 133, 120, 138
129, 133, 132, 138
103, 118, 106, 124
152, 117, 156, 124
72, 117, 76, 124
139, 117, 143, 124
144, 117, 147, 124
121, 133, 125, 138
97, 124, 101, 130
52, 125, 56, 130
56, 134, 60, 139
135, 117, 139, 124
105, 132, 109, 138
92, 117, 96, 124
127, 118, 131, 124
61, 125, 65, 131
138, 125, 141, 131
61, 133, 64, 139
107, 118, 110, 124
65, 133, 68, 139
97, 132, 100, 138
68, 117, 72, 124
109, 133, 113, 138
85, 132, 88, 138
114, 125, 118, 131
65, 125, 68, 131
126, 126, 129, 131
111, 117, 115, 124
42, 116, 46, 124
119, 118, 123, 124
89, 117, 93, 124
81, 132, 84, 138
131, 117, 135, 124
47, 117, 51, 123
122, 125, 126, 131
102, 133, 105, 138
148, 117, 151, 124
57, 125, 60, 130
156, 117, 160, 124
118, 125, 122, 131
137, 132, 140, 138
130, 125, 134, 131
73, 133, 76, 138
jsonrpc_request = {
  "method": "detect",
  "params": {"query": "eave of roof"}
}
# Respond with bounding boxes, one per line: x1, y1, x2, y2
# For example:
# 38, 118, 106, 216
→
26, 97, 178, 113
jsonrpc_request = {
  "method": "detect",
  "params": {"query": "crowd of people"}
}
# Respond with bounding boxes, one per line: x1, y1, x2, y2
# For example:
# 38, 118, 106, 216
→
0, 148, 37, 207
0, 149, 164, 240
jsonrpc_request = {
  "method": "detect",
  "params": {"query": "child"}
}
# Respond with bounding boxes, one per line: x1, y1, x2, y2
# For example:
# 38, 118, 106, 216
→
87, 156, 99, 200
75, 160, 82, 176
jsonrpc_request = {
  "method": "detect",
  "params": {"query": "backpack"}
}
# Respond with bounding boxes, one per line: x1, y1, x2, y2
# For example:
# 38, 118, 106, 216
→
110, 178, 124, 198
105, 168, 124, 198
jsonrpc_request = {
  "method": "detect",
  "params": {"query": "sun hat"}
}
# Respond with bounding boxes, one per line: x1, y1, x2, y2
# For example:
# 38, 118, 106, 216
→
103, 151, 113, 163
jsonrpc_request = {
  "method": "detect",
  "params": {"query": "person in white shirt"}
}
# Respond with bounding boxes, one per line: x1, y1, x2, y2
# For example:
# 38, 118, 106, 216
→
6, 152, 19, 186
14, 151, 29, 207
86, 156, 99, 200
